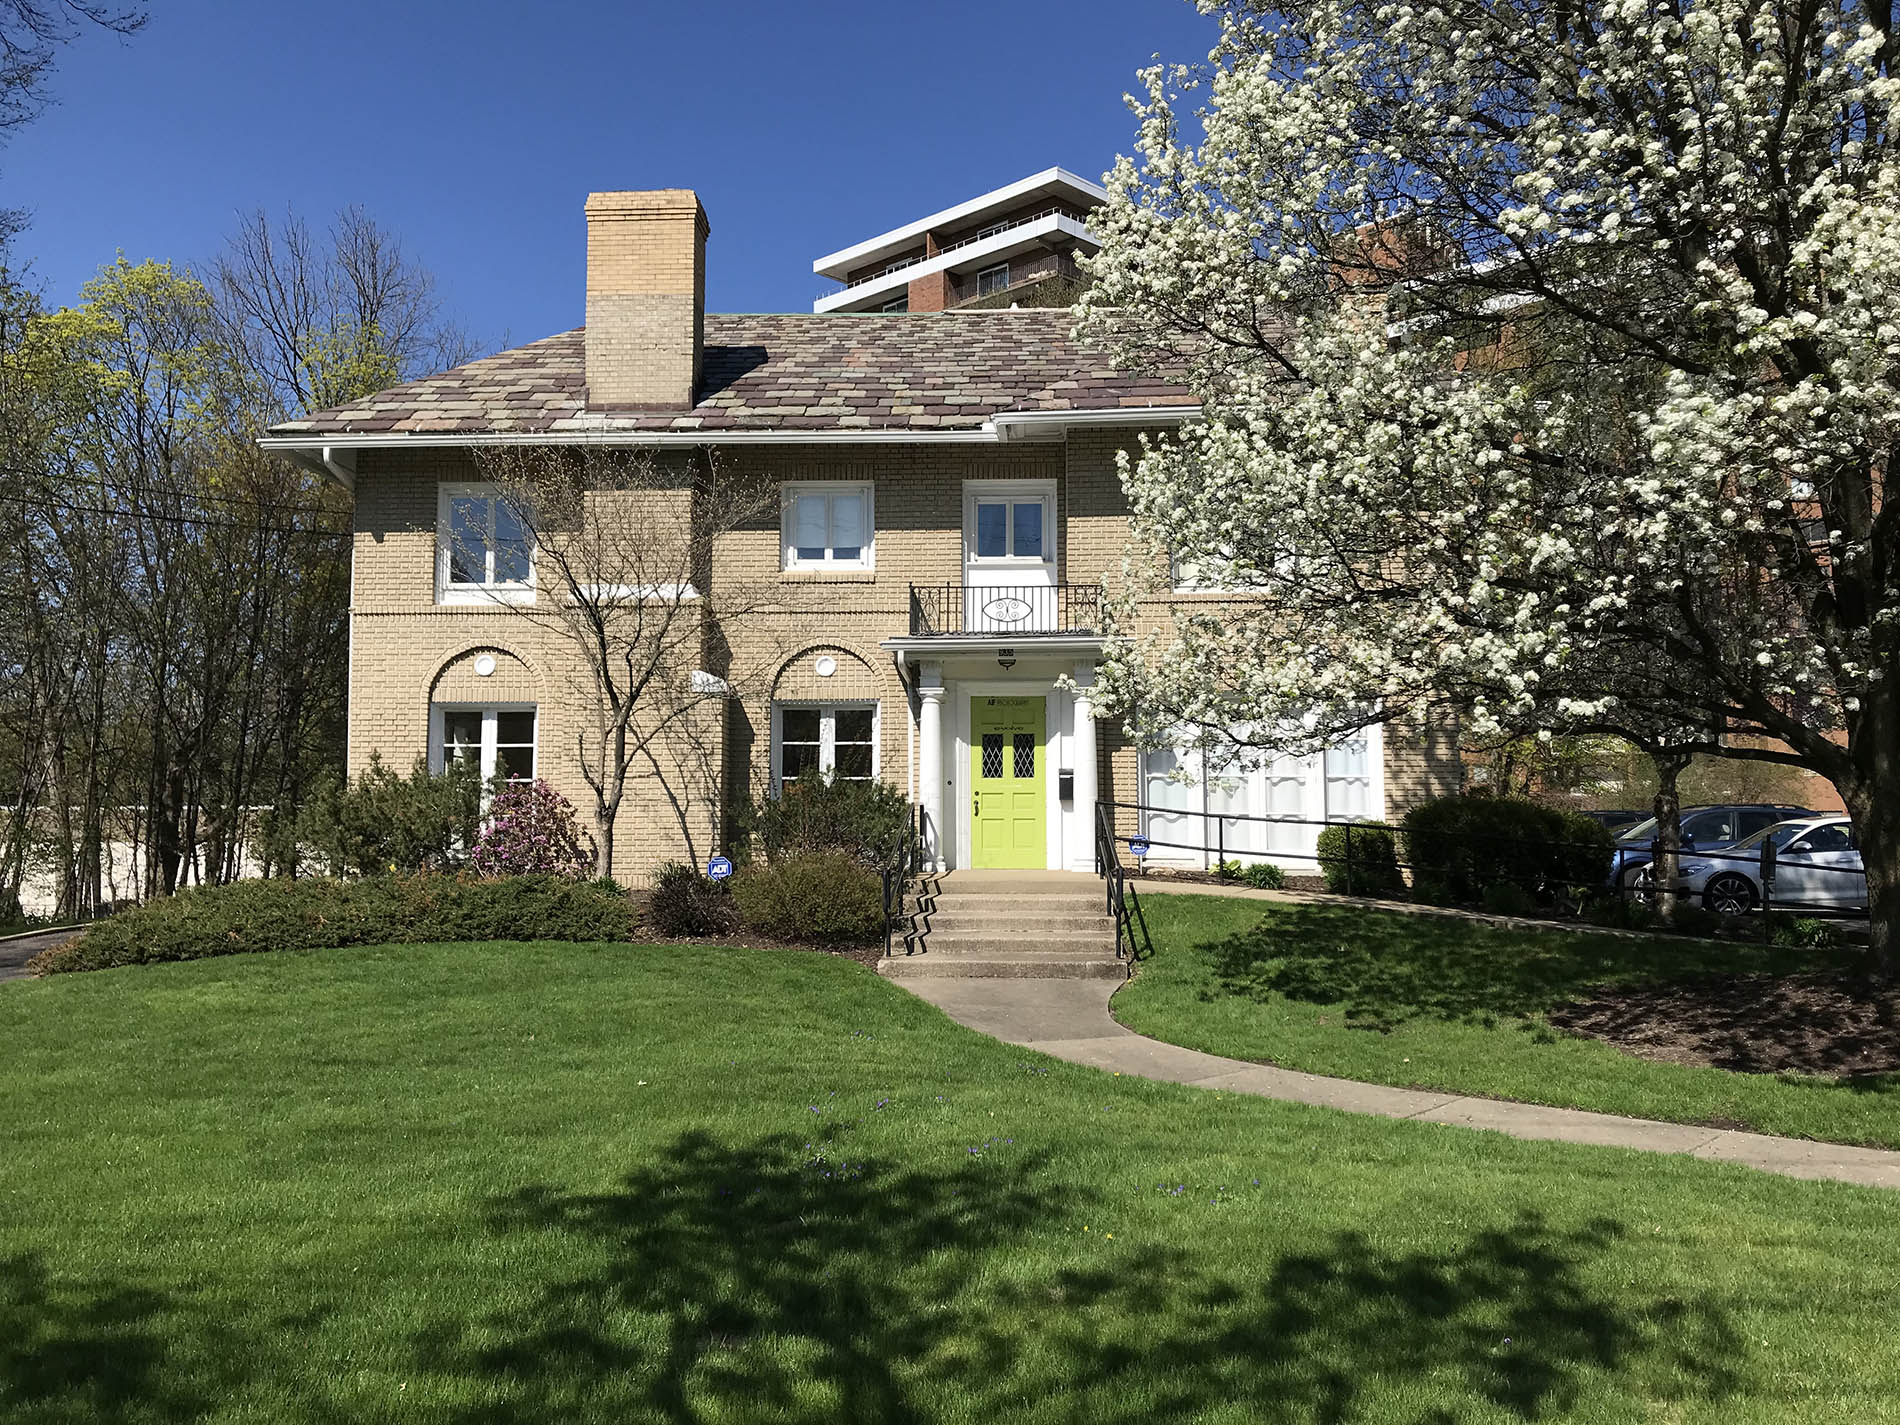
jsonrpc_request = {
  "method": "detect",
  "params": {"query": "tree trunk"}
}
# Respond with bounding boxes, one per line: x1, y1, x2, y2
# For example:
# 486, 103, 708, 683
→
1649, 748, 1689, 924
1845, 757, 1900, 982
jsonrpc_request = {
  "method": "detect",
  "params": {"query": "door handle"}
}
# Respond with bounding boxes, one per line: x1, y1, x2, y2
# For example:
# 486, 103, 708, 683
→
974, 792, 980, 816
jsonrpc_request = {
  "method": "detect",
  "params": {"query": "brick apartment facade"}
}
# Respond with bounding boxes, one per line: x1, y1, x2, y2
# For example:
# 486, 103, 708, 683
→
267, 187, 1461, 883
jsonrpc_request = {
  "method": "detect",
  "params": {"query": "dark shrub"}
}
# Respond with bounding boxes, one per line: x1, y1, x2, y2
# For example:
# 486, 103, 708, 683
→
1239, 862, 1288, 891
1580, 894, 1656, 931
1402, 795, 1613, 905
1665, 904, 1723, 938
1770, 914, 1840, 950
733, 773, 913, 869
30, 873, 637, 974
1480, 881, 1537, 917
732, 851, 886, 943
647, 862, 738, 938
1314, 824, 1404, 895
295, 754, 490, 877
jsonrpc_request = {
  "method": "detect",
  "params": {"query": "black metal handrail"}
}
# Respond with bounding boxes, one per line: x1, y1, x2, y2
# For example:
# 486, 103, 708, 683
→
908, 582, 1102, 637
1095, 801, 1153, 960
881, 803, 924, 957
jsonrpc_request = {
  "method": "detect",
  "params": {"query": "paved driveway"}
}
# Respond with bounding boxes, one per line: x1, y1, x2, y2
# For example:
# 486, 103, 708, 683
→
0, 928, 76, 984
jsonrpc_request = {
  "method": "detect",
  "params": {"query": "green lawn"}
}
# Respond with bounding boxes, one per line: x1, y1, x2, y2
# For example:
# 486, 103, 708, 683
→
1119, 894, 1900, 1148
3, 942, 1899, 1422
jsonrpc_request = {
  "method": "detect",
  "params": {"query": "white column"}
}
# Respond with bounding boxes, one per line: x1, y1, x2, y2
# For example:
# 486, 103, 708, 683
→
917, 663, 946, 871
1072, 661, 1098, 871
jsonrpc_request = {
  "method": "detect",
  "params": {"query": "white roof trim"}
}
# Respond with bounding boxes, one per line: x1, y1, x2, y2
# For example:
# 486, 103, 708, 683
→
261, 404, 1198, 459
812, 167, 1108, 279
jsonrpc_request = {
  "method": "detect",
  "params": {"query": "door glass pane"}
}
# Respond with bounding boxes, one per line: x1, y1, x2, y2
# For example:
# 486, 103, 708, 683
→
981, 734, 1003, 779
781, 708, 821, 743
834, 743, 873, 779
792, 495, 828, 560
495, 710, 535, 746
833, 707, 873, 744
495, 742, 535, 782
449, 496, 489, 584
1013, 733, 1035, 779
1012, 501, 1044, 559
975, 503, 1007, 558
829, 494, 864, 561
493, 499, 532, 583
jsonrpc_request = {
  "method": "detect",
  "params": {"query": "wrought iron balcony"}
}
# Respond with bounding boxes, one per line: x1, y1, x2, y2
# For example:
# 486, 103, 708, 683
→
907, 583, 1103, 637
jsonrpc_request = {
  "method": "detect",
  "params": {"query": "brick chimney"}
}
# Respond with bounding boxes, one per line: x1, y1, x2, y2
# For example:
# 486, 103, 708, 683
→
584, 189, 709, 409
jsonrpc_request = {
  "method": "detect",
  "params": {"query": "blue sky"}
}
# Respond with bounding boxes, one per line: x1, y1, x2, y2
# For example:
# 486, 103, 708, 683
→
4, 1, 1218, 354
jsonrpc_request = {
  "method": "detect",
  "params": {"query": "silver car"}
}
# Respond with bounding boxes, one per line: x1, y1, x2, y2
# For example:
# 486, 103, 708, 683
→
1654, 817, 1867, 915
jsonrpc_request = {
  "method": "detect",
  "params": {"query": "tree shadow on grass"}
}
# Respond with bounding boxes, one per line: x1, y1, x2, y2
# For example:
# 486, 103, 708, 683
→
414, 1130, 1743, 1423
0, 1252, 216, 1424
1207, 904, 1815, 1033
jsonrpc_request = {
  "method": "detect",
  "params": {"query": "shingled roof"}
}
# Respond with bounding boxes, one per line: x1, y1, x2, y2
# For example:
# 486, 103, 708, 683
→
266, 310, 1194, 440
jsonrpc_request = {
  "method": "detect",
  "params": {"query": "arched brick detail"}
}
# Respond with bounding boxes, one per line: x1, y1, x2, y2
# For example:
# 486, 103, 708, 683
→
770, 643, 886, 702
428, 644, 542, 704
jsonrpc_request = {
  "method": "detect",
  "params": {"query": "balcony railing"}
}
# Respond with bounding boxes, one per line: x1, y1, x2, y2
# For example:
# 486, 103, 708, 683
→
834, 206, 1094, 291
908, 583, 1102, 637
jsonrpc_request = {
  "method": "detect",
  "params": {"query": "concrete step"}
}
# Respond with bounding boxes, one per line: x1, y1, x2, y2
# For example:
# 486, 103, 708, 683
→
915, 892, 1106, 915
878, 953, 1127, 981
914, 913, 1117, 934
920, 931, 1116, 955
936, 871, 1103, 892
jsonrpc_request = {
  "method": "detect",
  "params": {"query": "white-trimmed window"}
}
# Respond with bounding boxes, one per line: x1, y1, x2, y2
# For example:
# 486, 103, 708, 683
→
433, 705, 538, 783
1139, 723, 1385, 867
965, 487, 1054, 565
781, 483, 874, 570
771, 702, 878, 793
437, 482, 534, 604
975, 262, 1010, 297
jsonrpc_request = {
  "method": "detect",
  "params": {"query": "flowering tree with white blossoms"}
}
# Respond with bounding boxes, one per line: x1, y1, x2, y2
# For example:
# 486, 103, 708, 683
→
1079, 0, 1899, 966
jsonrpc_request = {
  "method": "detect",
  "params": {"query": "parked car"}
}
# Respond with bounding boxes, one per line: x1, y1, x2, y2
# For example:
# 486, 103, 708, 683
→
1607, 804, 1812, 888
1643, 816, 1867, 915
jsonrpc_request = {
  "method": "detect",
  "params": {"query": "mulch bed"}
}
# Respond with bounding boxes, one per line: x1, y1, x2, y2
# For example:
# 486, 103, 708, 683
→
1550, 971, 1900, 1078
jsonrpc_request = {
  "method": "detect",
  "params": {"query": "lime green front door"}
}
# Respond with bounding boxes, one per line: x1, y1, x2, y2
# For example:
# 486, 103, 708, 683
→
971, 696, 1045, 869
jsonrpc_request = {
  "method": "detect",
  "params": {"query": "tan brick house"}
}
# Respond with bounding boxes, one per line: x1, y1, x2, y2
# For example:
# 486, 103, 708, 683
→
264, 187, 1460, 883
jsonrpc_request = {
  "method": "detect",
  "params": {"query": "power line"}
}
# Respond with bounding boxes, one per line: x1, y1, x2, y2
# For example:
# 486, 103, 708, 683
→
0, 489, 348, 539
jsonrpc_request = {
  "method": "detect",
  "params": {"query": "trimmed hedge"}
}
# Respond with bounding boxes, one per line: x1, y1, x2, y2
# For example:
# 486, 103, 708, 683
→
731, 851, 886, 944
1402, 796, 1615, 905
30, 874, 638, 974
1315, 824, 1405, 895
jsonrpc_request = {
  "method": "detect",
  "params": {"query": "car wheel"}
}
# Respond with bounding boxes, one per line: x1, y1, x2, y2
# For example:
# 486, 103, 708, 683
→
1703, 874, 1757, 917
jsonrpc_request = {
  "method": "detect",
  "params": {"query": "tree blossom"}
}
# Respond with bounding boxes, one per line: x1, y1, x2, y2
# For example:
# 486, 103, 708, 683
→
1079, 0, 1899, 967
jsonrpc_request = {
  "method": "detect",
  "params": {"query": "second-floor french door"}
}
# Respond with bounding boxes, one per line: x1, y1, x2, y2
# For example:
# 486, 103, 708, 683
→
962, 480, 1057, 634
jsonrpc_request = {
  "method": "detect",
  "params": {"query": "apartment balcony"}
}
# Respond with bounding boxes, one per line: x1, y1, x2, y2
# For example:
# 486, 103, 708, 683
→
907, 582, 1102, 638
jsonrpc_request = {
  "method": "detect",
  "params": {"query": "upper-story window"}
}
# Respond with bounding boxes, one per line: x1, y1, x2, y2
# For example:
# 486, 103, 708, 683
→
782, 483, 874, 571
975, 263, 1010, 297
879, 294, 909, 313
437, 482, 534, 604
967, 490, 1052, 564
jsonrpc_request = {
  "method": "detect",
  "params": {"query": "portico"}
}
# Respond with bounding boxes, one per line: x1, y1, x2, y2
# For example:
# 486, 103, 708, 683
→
890, 638, 1102, 875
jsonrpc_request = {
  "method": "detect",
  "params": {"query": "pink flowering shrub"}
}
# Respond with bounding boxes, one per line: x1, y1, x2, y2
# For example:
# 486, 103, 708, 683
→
470, 779, 598, 880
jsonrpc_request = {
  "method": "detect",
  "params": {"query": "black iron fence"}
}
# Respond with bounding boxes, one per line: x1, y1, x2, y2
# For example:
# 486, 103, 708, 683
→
908, 582, 1102, 637
1095, 799, 1870, 929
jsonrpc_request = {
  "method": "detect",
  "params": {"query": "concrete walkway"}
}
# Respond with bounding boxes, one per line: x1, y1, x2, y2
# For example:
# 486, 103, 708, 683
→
0, 927, 74, 984
898, 977, 1900, 1192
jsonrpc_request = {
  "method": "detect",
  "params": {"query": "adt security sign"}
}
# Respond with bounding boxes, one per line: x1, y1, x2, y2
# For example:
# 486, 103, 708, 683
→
1127, 836, 1150, 861
706, 855, 733, 881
